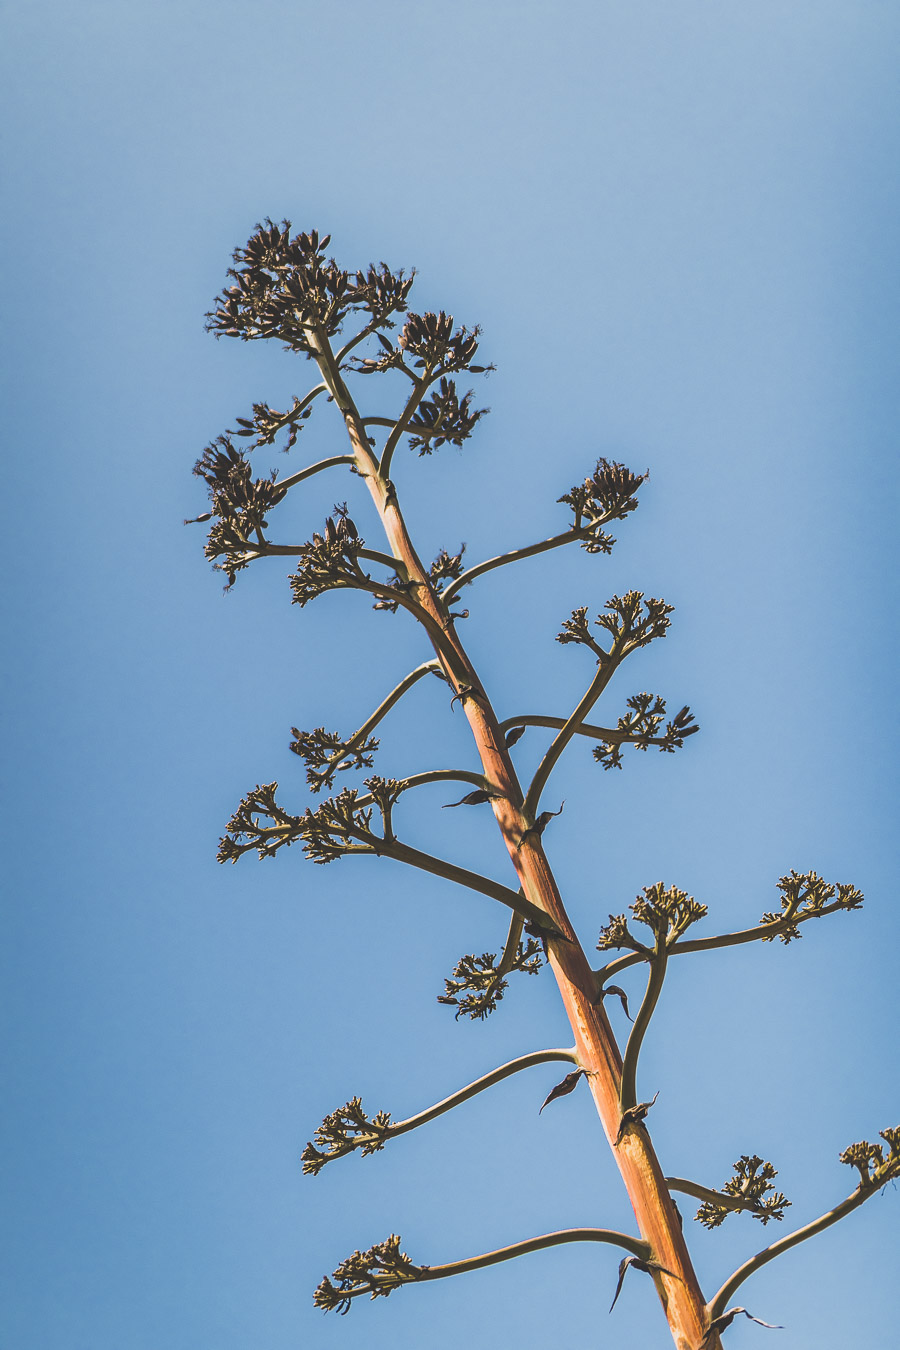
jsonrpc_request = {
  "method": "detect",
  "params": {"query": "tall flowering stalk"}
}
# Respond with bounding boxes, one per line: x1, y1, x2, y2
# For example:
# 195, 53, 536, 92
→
191, 222, 895, 1349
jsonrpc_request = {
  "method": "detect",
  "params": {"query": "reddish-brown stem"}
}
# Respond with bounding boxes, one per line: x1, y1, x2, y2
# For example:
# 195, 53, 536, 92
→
309, 326, 719, 1350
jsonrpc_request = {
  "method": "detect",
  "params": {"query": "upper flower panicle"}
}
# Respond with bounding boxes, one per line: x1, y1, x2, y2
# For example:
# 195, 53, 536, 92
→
206, 220, 413, 353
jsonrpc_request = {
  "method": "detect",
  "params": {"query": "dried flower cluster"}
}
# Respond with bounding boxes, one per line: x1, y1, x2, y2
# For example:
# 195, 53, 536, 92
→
407, 378, 488, 454
288, 726, 380, 792
207, 222, 413, 352
190, 438, 288, 586
557, 592, 673, 663
437, 940, 544, 1020
302, 1098, 393, 1176
840, 1128, 900, 1190
558, 459, 647, 552
229, 394, 314, 451
288, 508, 370, 609
216, 782, 300, 863
760, 870, 864, 942
695, 1156, 791, 1229
594, 694, 698, 769
313, 1235, 421, 1314
597, 883, 707, 952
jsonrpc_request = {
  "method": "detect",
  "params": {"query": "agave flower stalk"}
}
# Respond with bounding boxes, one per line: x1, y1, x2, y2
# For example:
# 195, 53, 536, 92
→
193, 221, 888, 1350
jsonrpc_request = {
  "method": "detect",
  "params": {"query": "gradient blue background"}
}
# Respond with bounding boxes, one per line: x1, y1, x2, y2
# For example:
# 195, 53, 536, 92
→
2, 3, 898, 1347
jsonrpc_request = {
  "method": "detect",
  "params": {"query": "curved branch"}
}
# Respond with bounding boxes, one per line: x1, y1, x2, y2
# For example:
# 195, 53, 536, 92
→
500, 713, 673, 750
241, 546, 461, 666
290, 381, 329, 414
391, 1047, 576, 1139
353, 768, 493, 810
496, 910, 526, 978
523, 662, 619, 819
302, 327, 473, 679
250, 542, 400, 577
355, 545, 410, 574
336, 324, 385, 365
357, 575, 463, 667
305, 322, 381, 479
380, 376, 430, 480
297, 662, 446, 793
377, 836, 559, 934
443, 530, 582, 602
304, 1048, 577, 1175
434, 911, 534, 1022
275, 455, 356, 493
419, 1227, 651, 1284
251, 380, 329, 442
336, 573, 466, 673
325, 660, 442, 779
399, 768, 490, 794
290, 809, 557, 934
319, 1226, 651, 1313
707, 1188, 870, 1319
619, 948, 668, 1112
595, 899, 859, 986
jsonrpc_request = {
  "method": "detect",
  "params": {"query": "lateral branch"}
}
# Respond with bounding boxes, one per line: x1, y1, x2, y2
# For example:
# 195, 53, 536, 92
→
499, 712, 692, 751
302, 1046, 577, 1174
666, 1175, 787, 1223
314, 1227, 651, 1314
707, 1126, 900, 1319
595, 883, 864, 987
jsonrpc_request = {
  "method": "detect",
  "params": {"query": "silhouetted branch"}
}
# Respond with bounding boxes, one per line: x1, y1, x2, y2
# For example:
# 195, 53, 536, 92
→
419, 1228, 650, 1282
595, 873, 864, 987
497, 910, 527, 977
524, 593, 673, 817
302, 1046, 576, 1174
619, 950, 667, 1113
604, 884, 708, 1114
380, 836, 560, 933
315, 1227, 650, 1312
442, 460, 648, 603
523, 662, 619, 819
378, 376, 430, 479
276, 455, 356, 492
444, 529, 583, 602
708, 1127, 900, 1319
291, 660, 443, 792
499, 711, 695, 753
226, 383, 329, 451
437, 911, 544, 1019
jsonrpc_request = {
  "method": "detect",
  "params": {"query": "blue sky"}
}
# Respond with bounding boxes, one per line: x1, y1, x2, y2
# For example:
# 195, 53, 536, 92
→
2, 2, 898, 1347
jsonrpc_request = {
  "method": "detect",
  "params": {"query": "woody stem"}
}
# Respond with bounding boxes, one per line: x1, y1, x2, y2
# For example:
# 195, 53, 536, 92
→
312, 329, 721, 1350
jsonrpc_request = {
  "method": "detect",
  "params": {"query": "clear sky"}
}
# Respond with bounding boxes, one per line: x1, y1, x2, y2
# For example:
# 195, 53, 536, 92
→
2, 2, 898, 1347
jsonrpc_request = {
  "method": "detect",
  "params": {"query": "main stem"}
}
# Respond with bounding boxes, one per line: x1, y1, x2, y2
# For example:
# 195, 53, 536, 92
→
310, 328, 718, 1350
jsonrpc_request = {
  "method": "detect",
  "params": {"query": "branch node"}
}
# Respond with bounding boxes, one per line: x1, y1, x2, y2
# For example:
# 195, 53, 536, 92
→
616, 1092, 659, 1146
